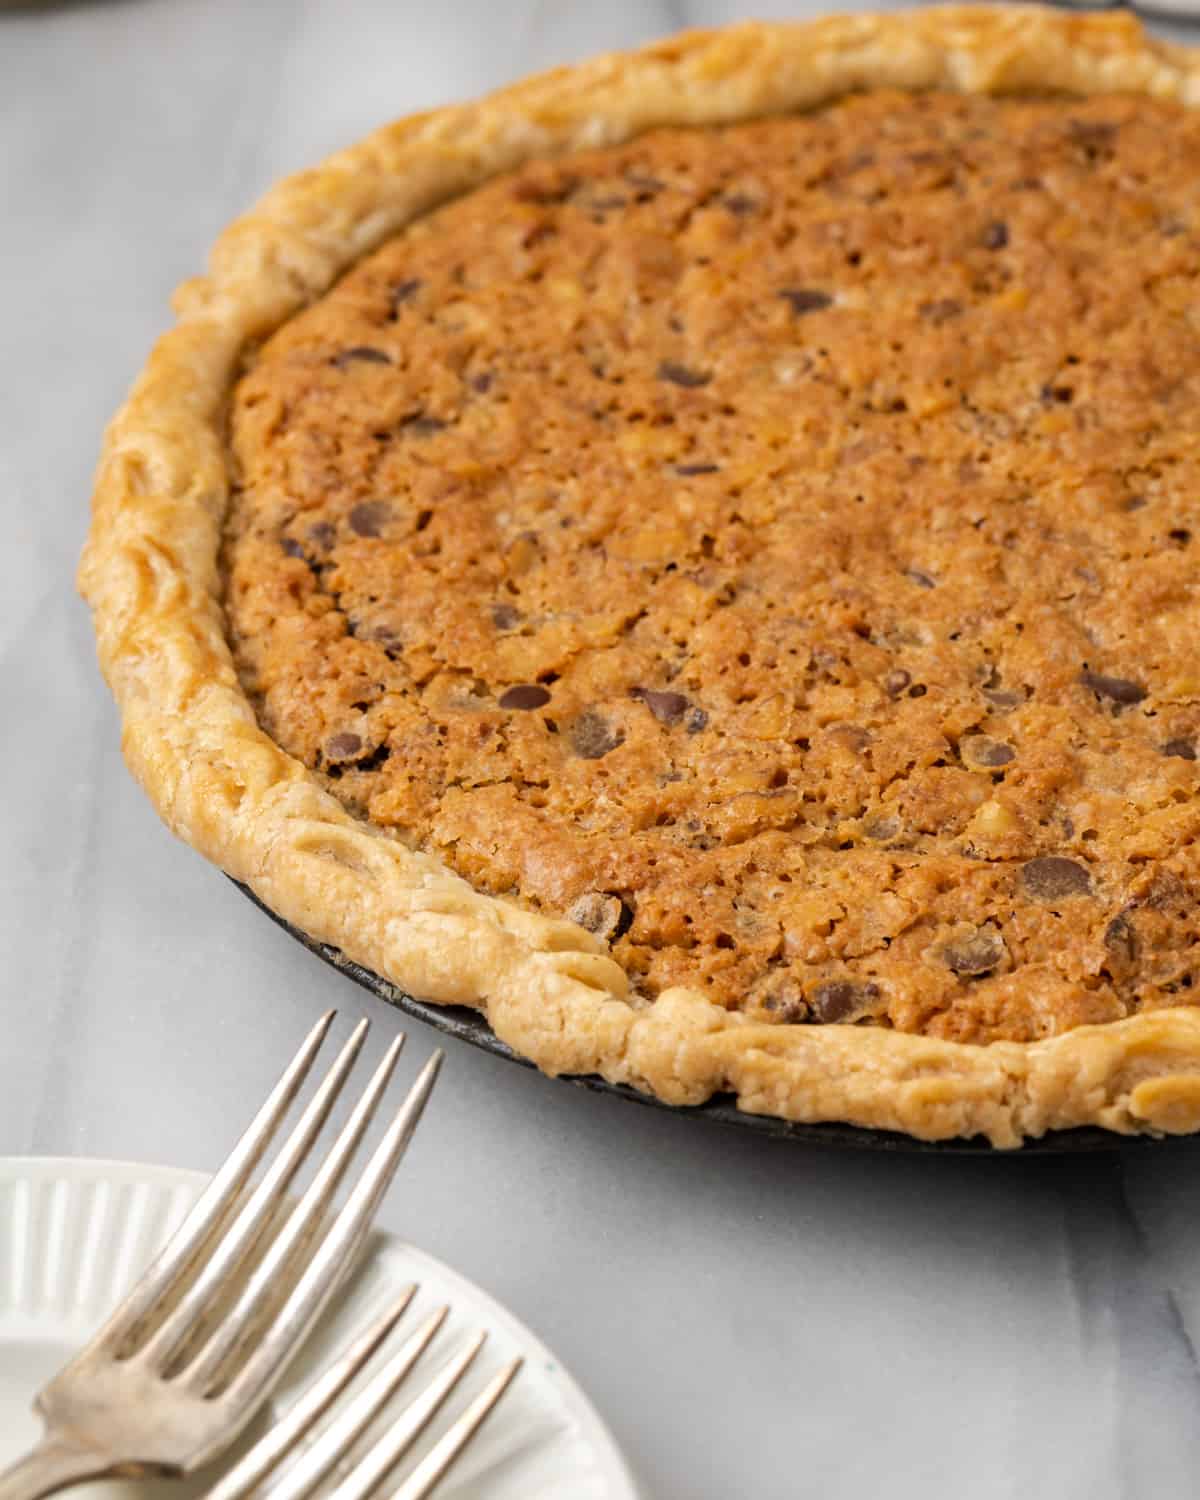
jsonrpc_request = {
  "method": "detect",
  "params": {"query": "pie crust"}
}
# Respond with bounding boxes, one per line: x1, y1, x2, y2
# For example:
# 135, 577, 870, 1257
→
80, 5, 1200, 1146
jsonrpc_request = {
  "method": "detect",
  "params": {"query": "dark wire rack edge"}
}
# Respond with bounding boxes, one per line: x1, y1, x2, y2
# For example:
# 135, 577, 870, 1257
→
232, 879, 1178, 1156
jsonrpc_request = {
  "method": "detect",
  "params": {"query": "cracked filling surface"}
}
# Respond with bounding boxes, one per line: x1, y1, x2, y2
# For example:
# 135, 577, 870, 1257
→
225, 89, 1200, 1045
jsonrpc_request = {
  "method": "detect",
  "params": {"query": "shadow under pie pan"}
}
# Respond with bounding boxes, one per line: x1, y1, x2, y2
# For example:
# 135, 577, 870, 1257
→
232, 880, 1173, 1156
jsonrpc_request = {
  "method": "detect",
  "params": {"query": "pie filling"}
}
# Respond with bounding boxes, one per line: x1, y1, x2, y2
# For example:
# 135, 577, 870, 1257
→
224, 89, 1200, 1046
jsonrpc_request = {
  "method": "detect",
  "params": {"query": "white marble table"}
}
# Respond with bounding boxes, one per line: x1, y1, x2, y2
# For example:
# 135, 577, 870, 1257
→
5, 2, 1200, 1496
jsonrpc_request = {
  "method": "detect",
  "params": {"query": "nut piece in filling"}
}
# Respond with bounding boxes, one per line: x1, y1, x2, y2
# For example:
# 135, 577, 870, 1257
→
225, 89, 1200, 1047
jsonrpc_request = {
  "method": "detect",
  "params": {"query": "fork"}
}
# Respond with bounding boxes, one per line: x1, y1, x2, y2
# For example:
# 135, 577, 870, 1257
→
0, 1012, 443, 1500
204, 1290, 522, 1500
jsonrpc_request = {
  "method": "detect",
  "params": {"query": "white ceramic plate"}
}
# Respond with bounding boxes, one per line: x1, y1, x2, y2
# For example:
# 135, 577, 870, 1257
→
0, 1157, 639, 1500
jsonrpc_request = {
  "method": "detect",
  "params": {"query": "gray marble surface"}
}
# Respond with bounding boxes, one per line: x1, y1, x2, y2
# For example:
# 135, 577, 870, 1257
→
4, 2, 1200, 1496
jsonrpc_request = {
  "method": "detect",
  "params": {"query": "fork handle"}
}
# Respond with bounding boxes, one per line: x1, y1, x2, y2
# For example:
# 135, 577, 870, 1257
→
0, 1434, 112, 1500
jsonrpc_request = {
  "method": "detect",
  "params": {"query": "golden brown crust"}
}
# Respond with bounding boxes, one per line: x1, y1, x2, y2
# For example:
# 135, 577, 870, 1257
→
80, 6, 1200, 1145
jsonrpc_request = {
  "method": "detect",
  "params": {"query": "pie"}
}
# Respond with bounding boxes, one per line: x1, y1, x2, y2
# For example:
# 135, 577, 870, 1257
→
81, 6, 1200, 1146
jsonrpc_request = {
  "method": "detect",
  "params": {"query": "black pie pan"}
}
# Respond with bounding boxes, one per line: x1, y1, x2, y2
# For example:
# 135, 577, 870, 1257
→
233, 880, 1175, 1154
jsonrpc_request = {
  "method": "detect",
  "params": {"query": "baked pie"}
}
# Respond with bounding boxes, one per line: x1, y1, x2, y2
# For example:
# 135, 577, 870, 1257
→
81, 6, 1200, 1144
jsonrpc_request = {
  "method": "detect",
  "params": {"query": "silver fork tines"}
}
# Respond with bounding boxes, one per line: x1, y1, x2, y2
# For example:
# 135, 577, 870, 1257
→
137, 1018, 373, 1375
0, 1014, 444, 1500
185, 1034, 410, 1394
203, 1290, 418, 1500
205, 1295, 522, 1500
387, 1360, 523, 1500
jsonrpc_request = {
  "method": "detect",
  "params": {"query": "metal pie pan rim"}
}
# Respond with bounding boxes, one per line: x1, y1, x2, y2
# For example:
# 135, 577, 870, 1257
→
232, 879, 1174, 1156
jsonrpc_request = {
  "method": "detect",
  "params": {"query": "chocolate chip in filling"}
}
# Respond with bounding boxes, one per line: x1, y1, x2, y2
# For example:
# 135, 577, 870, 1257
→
1021, 857, 1093, 902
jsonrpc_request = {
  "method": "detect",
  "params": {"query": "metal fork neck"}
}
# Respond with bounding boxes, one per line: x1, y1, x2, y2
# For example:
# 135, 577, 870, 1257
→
0, 1434, 116, 1500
